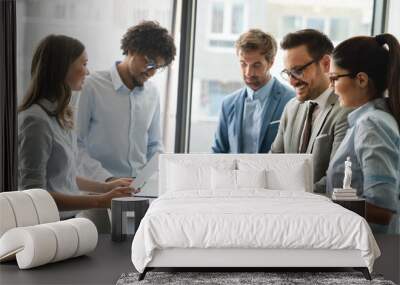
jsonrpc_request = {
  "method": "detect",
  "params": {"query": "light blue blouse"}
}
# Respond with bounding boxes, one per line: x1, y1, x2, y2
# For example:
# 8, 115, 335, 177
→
18, 100, 81, 218
326, 98, 400, 232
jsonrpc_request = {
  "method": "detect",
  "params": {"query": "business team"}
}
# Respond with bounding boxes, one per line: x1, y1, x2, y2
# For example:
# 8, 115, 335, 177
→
18, 21, 400, 233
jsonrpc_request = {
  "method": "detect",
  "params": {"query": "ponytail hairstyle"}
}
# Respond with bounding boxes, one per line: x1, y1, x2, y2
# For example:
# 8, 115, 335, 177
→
332, 33, 400, 126
18, 34, 85, 129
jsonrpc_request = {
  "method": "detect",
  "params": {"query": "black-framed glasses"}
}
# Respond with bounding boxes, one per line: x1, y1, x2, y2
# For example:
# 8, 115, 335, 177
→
144, 55, 167, 73
280, 58, 320, 81
328, 73, 356, 84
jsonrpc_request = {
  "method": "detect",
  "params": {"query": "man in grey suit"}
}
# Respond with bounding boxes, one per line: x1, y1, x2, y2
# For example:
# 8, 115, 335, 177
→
270, 29, 350, 193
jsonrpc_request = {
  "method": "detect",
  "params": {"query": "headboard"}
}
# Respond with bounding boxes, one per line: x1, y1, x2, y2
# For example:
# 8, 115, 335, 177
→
159, 154, 313, 194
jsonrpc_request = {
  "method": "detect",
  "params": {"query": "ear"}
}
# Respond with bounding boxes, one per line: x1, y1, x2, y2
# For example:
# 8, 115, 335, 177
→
320, 54, 331, 73
267, 57, 275, 69
356, 72, 369, 88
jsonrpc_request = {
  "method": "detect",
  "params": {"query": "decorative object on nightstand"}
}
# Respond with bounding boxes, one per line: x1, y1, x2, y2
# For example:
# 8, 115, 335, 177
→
331, 157, 366, 217
111, 197, 149, 242
332, 157, 358, 200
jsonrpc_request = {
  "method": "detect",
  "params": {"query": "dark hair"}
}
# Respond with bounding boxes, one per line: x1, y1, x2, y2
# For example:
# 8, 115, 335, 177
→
18, 34, 85, 129
121, 21, 176, 66
280, 29, 334, 60
332, 33, 400, 126
235, 29, 277, 62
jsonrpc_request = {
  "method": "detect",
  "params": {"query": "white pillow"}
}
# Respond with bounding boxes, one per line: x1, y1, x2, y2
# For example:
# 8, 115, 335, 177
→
236, 169, 267, 189
211, 169, 267, 191
238, 158, 308, 191
167, 162, 211, 191
211, 168, 236, 190
266, 162, 306, 191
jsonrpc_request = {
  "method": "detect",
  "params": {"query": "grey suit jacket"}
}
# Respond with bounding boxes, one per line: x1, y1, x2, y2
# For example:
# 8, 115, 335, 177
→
270, 92, 351, 193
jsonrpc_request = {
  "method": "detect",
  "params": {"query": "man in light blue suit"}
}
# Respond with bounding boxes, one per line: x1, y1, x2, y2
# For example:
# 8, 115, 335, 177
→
212, 29, 294, 153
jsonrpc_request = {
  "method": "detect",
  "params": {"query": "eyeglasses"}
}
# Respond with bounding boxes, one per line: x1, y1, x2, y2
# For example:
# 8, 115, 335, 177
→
328, 73, 355, 84
144, 55, 167, 73
280, 58, 320, 81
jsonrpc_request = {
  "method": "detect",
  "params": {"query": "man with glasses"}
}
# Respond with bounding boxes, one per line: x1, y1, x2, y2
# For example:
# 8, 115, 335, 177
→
76, 21, 176, 183
212, 29, 294, 154
270, 29, 351, 193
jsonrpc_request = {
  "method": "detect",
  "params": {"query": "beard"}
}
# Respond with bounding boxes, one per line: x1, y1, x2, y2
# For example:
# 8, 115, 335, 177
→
245, 76, 262, 89
132, 74, 144, 87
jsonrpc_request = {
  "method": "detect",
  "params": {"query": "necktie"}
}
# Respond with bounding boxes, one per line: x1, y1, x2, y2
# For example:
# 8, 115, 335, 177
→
299, 101, 318, 153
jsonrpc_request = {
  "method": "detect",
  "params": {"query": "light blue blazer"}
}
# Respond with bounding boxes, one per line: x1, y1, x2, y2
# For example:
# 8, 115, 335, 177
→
212, 79, 294, 153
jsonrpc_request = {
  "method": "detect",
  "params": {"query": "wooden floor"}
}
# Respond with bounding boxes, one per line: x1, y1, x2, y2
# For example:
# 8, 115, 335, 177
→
0, 234, 398, 284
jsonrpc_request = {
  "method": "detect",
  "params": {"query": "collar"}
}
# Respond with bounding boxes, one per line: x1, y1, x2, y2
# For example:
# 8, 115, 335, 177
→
347, 98, 387, 127
245, 76, 275, 102
110, 62, 145, 93
110, 62, 125, 91
38, 98, 58, 113
310, 87, 332, 109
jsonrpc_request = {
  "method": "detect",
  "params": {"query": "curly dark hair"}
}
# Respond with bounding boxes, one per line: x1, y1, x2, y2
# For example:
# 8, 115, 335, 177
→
121, 21, 176, 66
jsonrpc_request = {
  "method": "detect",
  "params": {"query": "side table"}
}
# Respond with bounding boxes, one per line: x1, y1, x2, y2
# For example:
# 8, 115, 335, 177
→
111, 197, 149, 241
332, 198, 366, 218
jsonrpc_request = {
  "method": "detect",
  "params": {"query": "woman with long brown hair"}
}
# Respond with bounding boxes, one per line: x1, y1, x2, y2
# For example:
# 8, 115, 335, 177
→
18, 35, 136, 220
326, 33, 400, 233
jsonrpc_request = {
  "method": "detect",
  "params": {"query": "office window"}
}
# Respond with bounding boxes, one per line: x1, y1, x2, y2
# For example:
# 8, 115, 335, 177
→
189, 0, 374, 153
281, 16, 302, 36
306, 17, 324, 32
387, 0, 400, 39
16, 0, 178, 152
211, 2, 224, 33
207, 0, 247, 49
330, 18, 349, 42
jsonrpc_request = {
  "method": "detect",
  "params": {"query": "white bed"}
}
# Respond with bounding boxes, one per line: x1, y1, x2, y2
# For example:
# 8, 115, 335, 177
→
131, 154, 380, 280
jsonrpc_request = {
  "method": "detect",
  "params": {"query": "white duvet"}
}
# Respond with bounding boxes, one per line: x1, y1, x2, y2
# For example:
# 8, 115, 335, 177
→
131, 190, 380, 273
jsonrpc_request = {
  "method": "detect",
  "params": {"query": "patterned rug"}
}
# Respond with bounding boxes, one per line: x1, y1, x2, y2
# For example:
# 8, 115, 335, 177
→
116, 271, 395, 285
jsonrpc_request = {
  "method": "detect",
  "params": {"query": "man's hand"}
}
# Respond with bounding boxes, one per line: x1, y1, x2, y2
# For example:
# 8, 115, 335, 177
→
104, 178, 132, 191
97, 187, 134, 208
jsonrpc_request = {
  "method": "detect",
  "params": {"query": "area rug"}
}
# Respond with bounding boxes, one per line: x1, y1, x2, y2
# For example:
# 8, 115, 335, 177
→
116, 271, 395, 285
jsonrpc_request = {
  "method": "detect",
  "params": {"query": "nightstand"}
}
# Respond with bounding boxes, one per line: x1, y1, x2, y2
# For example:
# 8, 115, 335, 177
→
332, 198, 366, 218
111, 197, 150, 242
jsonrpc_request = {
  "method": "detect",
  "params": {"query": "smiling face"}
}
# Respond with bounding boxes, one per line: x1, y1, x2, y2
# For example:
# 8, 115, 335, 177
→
65, 50, 89, 91
329, 62, 370, 108
283, 45, 330, 102
239, 49, 273, 91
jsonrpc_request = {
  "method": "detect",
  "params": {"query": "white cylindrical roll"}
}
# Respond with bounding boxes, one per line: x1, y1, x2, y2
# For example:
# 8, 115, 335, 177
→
24, 189, 60, 223
0, 196, 17, 238
42, 221, 79, 262
0, 226, 57, 269
2, 192, 39, 227
65, 218, 98, 257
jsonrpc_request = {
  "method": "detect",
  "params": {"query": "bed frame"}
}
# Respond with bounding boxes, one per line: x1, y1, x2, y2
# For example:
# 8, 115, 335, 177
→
137, 154, 372, 281
138, 248, 371, 280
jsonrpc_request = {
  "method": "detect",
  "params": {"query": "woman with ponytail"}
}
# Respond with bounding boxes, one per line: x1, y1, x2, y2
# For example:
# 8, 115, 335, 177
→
18, 35, 137, 222
326, 33, 400, 233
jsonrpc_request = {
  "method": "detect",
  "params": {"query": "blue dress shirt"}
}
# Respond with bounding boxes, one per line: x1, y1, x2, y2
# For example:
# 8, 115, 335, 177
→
326, 98, 400, 232
242, 77, 275, 153
77, 62, 163, 179
212, 77, 294, 153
